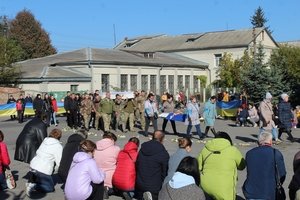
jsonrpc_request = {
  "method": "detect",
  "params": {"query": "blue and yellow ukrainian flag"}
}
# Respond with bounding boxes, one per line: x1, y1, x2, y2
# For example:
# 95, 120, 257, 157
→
0, 102, 66, 117
216, 100, 241, 117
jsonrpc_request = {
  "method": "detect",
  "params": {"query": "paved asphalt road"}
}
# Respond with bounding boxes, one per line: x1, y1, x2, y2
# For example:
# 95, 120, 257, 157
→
0, 116, 299, 200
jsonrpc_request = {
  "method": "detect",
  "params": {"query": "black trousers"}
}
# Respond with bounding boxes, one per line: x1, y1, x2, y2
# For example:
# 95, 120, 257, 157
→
162, 118, 177, 134
86, 182, 104, 200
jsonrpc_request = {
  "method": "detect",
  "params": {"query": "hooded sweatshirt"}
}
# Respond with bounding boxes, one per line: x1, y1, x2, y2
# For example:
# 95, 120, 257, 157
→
158, 172, 206, 200
30, 137, 63, 175
136, 140, 169, 193
198, 138, 245, 200
112, 141, 138, 191
65, 152, 105, 200
58, 133, 85, 182
94, 138, 120, 188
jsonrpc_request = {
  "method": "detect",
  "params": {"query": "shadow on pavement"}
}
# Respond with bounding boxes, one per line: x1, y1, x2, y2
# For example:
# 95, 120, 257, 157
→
236, 136, 257, 143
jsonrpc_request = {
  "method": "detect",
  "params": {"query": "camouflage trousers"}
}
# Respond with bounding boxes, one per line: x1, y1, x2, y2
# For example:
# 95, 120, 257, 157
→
82, 113, 91, 129
122, 112, 135, 131
95, 112, 101, 130
135, 110, 145, 129
101, 112, 112, 132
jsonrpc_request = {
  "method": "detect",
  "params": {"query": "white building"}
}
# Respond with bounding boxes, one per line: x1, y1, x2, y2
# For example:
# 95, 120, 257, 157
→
115, 27, 278, 86
16, 48, 208, 97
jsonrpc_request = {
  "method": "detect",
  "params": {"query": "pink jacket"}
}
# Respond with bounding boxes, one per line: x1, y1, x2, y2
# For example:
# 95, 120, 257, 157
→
94, 138, 120, 188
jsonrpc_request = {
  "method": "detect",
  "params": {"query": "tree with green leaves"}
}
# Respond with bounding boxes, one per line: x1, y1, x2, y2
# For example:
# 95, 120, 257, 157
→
269, 44, 300, 105
9, 9, 56, 60
216, 53, 241, 88
0, 36, 24, 86
240, 44, 270, 104
250, 6, 272, 34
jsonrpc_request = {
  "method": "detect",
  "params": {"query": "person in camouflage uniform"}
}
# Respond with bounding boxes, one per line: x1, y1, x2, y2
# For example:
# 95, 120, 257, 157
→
80, 93, 94, 131
114, 94, 125, 131
100, 92, 114, 133
93, 94, 102, 130
122, 98, 137, 132
135, 90, 146, 130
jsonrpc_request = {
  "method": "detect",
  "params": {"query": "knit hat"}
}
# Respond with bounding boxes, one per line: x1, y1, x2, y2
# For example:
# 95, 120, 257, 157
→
281, 93, 288, 100
265, 92, 272, 99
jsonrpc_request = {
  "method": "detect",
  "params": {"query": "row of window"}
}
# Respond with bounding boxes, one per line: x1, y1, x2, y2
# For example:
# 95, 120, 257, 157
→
101, 74, 200, 94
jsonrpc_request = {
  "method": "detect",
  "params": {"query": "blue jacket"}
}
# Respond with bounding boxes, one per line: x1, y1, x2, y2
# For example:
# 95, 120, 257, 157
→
203, 100, 217, 126
243, 145, 286, 200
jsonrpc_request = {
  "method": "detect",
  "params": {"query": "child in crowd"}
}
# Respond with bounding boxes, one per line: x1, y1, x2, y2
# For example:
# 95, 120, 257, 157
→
0, 130, 11, 190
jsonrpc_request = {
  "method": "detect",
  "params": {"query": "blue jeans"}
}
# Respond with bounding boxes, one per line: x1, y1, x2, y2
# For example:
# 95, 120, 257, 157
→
0, 172, 7, 190
259, 127, 278, 140
29, 170, 54, 193
186, 124, 203, 138
51, 112, 57, 125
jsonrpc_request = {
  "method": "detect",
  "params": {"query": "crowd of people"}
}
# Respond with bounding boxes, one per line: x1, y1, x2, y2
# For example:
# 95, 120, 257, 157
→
0, 90, 300, 200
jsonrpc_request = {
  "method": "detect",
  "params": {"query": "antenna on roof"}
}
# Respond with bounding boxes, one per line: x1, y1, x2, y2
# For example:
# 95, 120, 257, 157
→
113, 24, 116, 46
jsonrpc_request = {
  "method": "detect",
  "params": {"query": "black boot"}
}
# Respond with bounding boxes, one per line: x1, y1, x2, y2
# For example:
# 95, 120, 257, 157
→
287, 130, 295, 142
204, 127, 209, 137
211, 128, 218, 137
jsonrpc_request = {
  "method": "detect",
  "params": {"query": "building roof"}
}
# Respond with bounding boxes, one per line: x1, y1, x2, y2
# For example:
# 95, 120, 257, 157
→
16, 48, 208, 82
279, 40, 300, 47
115, 28, 270, 52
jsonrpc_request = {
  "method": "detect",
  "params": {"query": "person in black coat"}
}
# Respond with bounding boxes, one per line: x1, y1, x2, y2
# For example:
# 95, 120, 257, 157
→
289, 151, 300, 200
33, 94, 44, 117
135, 130, 169, 200
58, 129, 87, 183
278, 93, 295, 142
14, 115, 48, 164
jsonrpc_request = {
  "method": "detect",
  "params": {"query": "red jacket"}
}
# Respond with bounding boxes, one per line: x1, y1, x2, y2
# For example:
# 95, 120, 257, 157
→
0, 142, 11, 174
51, 98, 58, 112
112, 141, 138, 191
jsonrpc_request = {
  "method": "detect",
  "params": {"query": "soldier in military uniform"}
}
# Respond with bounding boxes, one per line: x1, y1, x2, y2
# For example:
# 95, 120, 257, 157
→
100, 92, 114, 133
135, 90, 146, 130
93, 94, 102, 130
80, 93, 94, 131
114, 94, 125, 132
122, 98, 137, 132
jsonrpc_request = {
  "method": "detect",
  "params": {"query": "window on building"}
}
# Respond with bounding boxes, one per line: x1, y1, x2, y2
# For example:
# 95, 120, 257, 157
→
141, 75, 148, 91
160, 75, 166, 94
178, 75, 183, 91
214, 54, 222, 67
121, 74, 128, 91
193, 76, 199, 93
130, 75, 137, 91
150, 75, 156, 93
144, 52, 154, 58
70, 85, 78, 92
185, 75, 190, 93
168, 75, 174, 95
101, 74, 109, 92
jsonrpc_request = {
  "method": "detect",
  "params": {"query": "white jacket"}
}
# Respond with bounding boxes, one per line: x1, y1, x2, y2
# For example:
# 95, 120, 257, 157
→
30, 137, 63, 175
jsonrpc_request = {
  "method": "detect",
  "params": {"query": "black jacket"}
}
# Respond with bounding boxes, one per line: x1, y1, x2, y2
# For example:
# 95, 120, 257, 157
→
58, 133, 85, 182
136, 140, 169, 193
14, 117, 47, 163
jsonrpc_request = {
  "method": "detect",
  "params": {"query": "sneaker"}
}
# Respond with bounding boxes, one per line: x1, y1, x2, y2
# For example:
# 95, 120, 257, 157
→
143, 191, 152, 200
275, 139, 282, 145
103, 186, 109, 199
25, 182, 36, 197
253, 123, 258, 127
122, 192, 132, 200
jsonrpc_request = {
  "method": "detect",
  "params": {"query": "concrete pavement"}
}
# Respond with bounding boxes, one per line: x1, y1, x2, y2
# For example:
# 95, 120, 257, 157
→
0, 116, 299, 200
